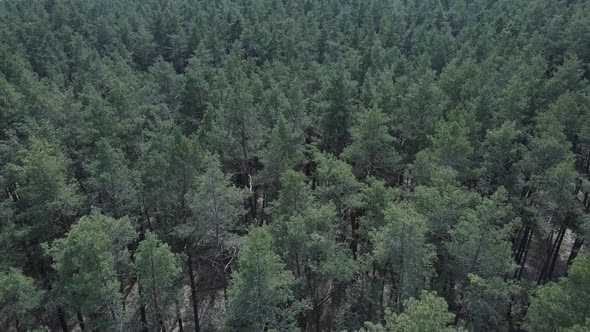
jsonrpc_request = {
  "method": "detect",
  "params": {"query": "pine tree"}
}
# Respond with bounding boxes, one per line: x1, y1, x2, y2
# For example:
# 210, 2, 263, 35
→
174, 154, 245, 332
392, 70, 448, 156
462, 275, 520, 331
267, 170, 313, 219
361, 291, 460, 332
186, 155, 246, 247
445, 188, 516, 286
0, 268, 44, 331
269, 170, 355, 331
424, 118, 474, 179
135, 231, 182, 331
357, 177, 401, 253
141, 130, 203, 229
221, 227, 304, 331
198, 52, 265, 185
7, 138, 81, 238
257, 116, 304, 199
147, 58, 185, 115
86, 138, 139, 218
314, 151, 363, 233
46, 210, 136, 330
372, 204, 435, 309
525, 255, 590, 331
480, 121, 522, 192
341, 107, 401, 180
179, 54, 213, 132
316, 62, 358, 154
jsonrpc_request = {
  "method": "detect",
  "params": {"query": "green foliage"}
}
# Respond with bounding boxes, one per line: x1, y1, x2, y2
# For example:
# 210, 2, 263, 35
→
198, 56, 265, 176
258, 116, 305, 196
463, 275, 520, 331
316, 63, 358, 154
86, 138, 139, 217
7, 138, 81, 232
531, 161, 579, 213
445, 188, 516, 283
141, 131, 203, 228
358, 177, 400, 235
1, 0, 590, 330
480, 121, 522, 191
46, 210, 136, 329
372, 204, 435, 309
519, 118, 573, 180
135, 231, 182, 330
185, 155, 247, 247
525, 255, 590, 332
420, 117, 474, 180
270, 169, 355, 328
268, 170, 314, 219
0, 268, 44, 330
221, 227, 306, 331
411, 179, 478, 243
361, 291, 459, 332
314, 151, 363, 222
391, 70, 448, 155
341, 107, 400, 180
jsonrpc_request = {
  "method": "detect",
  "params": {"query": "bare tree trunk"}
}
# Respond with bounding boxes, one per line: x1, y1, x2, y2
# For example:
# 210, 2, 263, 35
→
566, 237, 584, 272
514, 221, 531, 264
187, 254, 201, 332
57, 307, 69, 332
512, 223, 525, 258
350, 210, 358, 260
517, 223, 535, 280
76, 312, 85, 331
314, 305, 321, 332
176, 309, 184, 332
379, 269, 385, 319
538, 224, 566, 284
547, 226, 567, 281
139, 283, 148, 332
537, 228, 556, 284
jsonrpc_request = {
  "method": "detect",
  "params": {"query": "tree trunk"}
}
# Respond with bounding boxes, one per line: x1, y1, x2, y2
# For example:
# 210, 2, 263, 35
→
538, 224, 566, 284
57, 307, 69, 332
517, 223, 534, 280
76, 312, 85, 331
547, 225, 567, 281
379, 272, 385, 319
537, 228, 556, 284
566, 237, 584, 272
187, 254, 201, 332
122, 277, 136, 312
252, 186, 258, 221
314, 305, 321, 332
139, 284, 148, 332
148, 246, 163, 332
350, 210, 358, 260
177, 309, 184, 332
512, 223, 525, 258
514, 221, 531, 263
260, 192, 267, 225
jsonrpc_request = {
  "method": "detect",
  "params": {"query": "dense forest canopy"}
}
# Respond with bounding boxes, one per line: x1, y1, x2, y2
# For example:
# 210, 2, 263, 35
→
1, 0, 590, 331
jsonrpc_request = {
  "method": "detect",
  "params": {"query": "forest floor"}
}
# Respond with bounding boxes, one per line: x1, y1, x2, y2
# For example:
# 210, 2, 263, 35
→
520, 227, 578, 283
